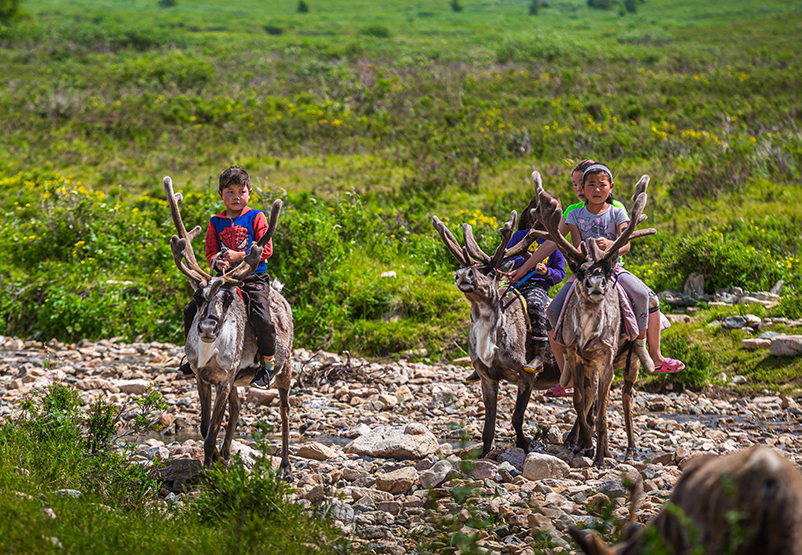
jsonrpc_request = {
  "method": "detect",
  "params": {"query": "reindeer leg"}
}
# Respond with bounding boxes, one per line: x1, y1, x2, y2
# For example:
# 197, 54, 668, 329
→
279, 386, 292, 481
204, 382, 231, 467
480, 377, 500, 457
198, 379, 212, 439
512, 379, 534, 453
622, 365, 640, 461
593, 367, 615, 469
221, 386, 240, 460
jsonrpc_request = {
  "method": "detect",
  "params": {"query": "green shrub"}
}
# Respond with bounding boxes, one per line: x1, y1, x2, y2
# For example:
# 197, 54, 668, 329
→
624, 0, 637, 13
656, 333, 713, 389
157, 0, 176, 7
297, 0, 309, 13
0, 0, 21, 23
450, 0, 463, 12
588, 0, 613, 9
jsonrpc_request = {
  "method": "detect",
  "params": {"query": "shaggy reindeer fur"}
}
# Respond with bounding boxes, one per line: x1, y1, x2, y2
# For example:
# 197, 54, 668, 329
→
433, 211, 560, 456
531, 171, 656, 467
164, 177, 294, 475
570, 446, 802, 555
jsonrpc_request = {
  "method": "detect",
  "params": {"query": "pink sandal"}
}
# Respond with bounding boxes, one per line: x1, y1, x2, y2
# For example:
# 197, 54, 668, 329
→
652, 358, 685, 374
545, 384, 572, 397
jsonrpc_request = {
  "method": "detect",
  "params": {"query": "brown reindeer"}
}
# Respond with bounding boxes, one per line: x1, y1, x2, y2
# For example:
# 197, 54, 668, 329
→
432, 210, 561, 456
163, 177, 294, 475
532, 171, 656, 467
569, 446, 802, 555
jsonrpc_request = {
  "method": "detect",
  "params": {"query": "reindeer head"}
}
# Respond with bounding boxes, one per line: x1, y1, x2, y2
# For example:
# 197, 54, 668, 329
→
433, 211, 539, 300
192, 279, 241, 343
163, 176, 283, 341
529, 170, 656, 303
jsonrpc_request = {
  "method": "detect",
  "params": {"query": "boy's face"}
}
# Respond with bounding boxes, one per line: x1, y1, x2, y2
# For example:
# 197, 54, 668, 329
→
571, 170, 586, 202
220, 183, 251, 215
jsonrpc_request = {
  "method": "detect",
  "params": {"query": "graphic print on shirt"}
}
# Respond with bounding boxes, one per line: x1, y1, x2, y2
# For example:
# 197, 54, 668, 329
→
576, 217, 612, 242
219, 225, 249, 251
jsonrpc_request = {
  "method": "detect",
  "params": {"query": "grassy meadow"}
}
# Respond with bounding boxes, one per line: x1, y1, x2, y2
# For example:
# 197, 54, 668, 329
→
0, 0, 801, 389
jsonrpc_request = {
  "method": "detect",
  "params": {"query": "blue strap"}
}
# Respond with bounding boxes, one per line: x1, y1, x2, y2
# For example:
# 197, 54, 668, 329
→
510, 268, 541, 290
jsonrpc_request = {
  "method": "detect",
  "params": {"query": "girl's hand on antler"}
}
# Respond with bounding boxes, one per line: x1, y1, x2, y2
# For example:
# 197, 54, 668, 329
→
594, 237, 613, 250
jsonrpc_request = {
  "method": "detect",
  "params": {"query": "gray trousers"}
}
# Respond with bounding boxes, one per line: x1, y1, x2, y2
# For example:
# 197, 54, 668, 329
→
546, 270, 656, 331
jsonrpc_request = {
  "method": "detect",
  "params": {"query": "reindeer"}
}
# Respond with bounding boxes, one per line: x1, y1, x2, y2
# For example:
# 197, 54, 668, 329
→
163, 177, 294, 475
531, 171, 655, 468
432, 210, 561, 457
569, 446, 802, 555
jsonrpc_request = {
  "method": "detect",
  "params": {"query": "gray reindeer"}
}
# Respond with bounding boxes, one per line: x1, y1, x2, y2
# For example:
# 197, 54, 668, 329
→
164, 177, 294, 475
530, 171, 655, 468
432, 211, 561, 457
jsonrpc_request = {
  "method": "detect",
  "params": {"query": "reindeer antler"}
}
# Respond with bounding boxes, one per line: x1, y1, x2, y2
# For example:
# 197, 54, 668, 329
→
433, 216, 471, 267
532, 171, 589, 266
164, 176, 212, 289
224, 199, 283, 282
586, 175, 657, 264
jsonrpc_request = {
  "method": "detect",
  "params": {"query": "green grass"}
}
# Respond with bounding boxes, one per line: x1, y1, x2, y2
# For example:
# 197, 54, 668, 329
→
0, 0, 800, 377
0, 384, 353, 554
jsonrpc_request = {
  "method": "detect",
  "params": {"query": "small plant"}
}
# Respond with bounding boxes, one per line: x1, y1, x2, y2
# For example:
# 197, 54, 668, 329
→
624, 0, 638, 13
529, 0, 539, 15
0, 0, 21, 23
297, 0, 309, 13
360, 25, 391, 38
449, 0, 463, 12
158, 0, 177, 7
588, 0, 613, 9
263, 25, 283, 35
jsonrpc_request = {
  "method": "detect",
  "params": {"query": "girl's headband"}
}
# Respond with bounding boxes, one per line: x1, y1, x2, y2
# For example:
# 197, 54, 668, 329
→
582, 163, 613, 183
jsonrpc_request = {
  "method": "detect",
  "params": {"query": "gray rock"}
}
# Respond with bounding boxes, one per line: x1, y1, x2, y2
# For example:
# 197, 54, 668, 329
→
770, 280, 784, 295
722, 316, 749, 329
599, 479, 629, 498
684, 273, 704, 299
759, 331, 782, 340
138, 446, 169, 461
731, 375, 747, 384
150, 459, 202, 493
522, 453, 570, 481
420, 460, 452, 489
328, 502, 355, 524
770, 335, 802, 357
344, 424, 440, 460
467, 459, 498, 480
742, 338, 771, 350
54, 489, 82, 498
497, 448, 527, 471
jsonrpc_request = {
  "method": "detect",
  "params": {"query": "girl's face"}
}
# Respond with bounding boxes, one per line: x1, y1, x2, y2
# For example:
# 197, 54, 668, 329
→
571, 170, 586, 202
583, 172, 613, 206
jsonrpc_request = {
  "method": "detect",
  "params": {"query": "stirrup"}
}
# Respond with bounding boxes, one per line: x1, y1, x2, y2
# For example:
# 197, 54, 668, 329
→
177, 356, 194, 376
523, 356, 543, 374
464, 370, 481, 384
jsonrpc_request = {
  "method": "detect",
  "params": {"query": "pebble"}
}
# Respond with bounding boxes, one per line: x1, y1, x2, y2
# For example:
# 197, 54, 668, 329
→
0, 335, 800, 553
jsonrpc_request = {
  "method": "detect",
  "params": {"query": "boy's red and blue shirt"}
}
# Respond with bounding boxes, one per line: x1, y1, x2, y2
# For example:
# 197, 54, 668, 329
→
205, 207, 272, 274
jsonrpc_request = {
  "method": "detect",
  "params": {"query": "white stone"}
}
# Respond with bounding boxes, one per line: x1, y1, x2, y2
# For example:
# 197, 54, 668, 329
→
522, 453, 570, 481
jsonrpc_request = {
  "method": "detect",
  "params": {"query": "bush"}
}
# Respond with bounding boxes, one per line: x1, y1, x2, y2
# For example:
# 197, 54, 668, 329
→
656, 333, 713, 389
0, 0, 21, 23
588, 0, 613, 9
529, 0, 539, 15
450, 0, 463, 13
297, 0, 309, 13
157, 0, 176, 7
264, 25, 284, 35
624, 0, 637, 13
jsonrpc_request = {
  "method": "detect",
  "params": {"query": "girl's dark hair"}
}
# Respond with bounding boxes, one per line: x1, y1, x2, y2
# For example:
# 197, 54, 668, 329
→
518, 196, 553, 231
571, 159, 596, 174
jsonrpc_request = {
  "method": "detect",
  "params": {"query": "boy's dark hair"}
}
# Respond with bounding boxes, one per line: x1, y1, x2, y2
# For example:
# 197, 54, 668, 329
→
219, 166, 251, 191
571, 159, 596, 174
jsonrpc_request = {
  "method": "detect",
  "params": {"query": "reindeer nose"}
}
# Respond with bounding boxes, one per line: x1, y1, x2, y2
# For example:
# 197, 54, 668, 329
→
199, 318, 217, 335
587, 275, 604, 290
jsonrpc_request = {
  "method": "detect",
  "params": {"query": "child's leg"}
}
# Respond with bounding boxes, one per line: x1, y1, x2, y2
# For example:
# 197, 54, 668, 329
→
183, 299, 197, 339
616, 272, 655, 373
546, 282, 574, 390
245, 283, 276, 359
646, 294, 663, 363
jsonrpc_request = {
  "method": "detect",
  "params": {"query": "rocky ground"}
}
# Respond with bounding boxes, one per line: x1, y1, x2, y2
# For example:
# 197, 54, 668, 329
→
1, 335, 801, 554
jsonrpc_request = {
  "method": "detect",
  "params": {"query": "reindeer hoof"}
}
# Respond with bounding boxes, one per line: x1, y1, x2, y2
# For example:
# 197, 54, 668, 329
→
624, 447, 639, 461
